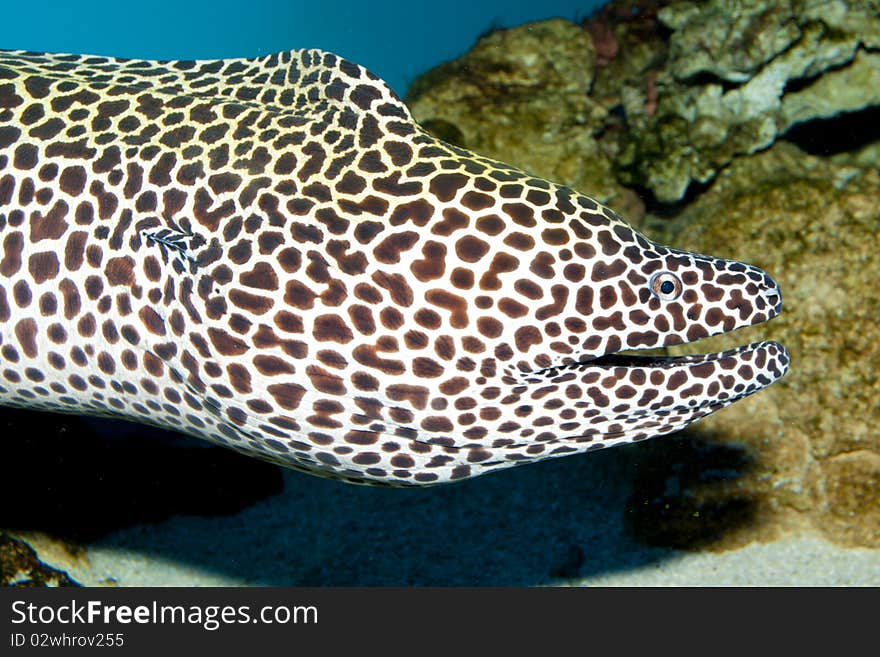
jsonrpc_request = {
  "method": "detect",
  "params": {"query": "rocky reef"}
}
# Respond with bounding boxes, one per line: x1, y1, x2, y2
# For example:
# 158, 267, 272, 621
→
609, 0, 880, 202
406, 19, 632, 211
408, 0, 880, 549
0, 533, 79, 587
642, 144, 880, 549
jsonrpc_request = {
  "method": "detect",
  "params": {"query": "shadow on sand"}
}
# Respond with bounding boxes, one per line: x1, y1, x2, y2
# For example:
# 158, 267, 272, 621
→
3, 408, 756, 585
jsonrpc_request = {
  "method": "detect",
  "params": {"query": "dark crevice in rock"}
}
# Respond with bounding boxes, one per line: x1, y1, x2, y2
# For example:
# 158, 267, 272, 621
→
635, 174, 718, 218
679, 71, 743, 93
419, 118, 467, 149
583, 0, 674, 43
782, 105, 880, 156
783, 67, 825, 95
782, 54, 861, 95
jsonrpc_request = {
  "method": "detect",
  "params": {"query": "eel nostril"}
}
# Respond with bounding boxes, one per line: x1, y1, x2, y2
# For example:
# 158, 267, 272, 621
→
762, 286, 782, 313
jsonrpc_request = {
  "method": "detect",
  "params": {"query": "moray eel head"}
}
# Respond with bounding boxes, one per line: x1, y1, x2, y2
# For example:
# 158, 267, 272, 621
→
515, 213, 789, 446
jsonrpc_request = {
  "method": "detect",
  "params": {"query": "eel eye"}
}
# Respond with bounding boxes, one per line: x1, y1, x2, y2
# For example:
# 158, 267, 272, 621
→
650, 272, 682, 301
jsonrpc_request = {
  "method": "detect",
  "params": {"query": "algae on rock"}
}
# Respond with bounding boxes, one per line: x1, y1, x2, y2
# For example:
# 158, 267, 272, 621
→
644, 142, 880, 548
616, 0, 880, 202
0, 533, 79, 587
406, 20, 633, 213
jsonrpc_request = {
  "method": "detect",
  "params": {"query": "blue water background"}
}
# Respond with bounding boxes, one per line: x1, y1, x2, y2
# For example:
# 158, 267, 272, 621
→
1, 0, 604, 95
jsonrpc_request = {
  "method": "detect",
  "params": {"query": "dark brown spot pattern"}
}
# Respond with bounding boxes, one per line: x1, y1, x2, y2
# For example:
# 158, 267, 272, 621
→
0, 47, 787, 488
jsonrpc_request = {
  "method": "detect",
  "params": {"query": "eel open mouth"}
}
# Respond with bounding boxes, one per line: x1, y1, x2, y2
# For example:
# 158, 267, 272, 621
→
567, 340, 791, 414
587, 340, 789, 374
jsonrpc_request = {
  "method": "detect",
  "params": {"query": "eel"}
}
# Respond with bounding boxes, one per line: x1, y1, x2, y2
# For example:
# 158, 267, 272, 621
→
0, 49, 789, 485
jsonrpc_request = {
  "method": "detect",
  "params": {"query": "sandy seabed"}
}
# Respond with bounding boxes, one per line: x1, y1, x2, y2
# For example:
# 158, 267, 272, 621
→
23, 447, 879, 587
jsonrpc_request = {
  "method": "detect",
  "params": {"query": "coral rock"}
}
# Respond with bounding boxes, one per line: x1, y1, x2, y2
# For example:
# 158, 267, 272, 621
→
616, 0, 880, 202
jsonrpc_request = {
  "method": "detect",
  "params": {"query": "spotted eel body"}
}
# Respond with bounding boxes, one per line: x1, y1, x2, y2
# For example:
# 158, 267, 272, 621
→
0, 49, 789, 485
